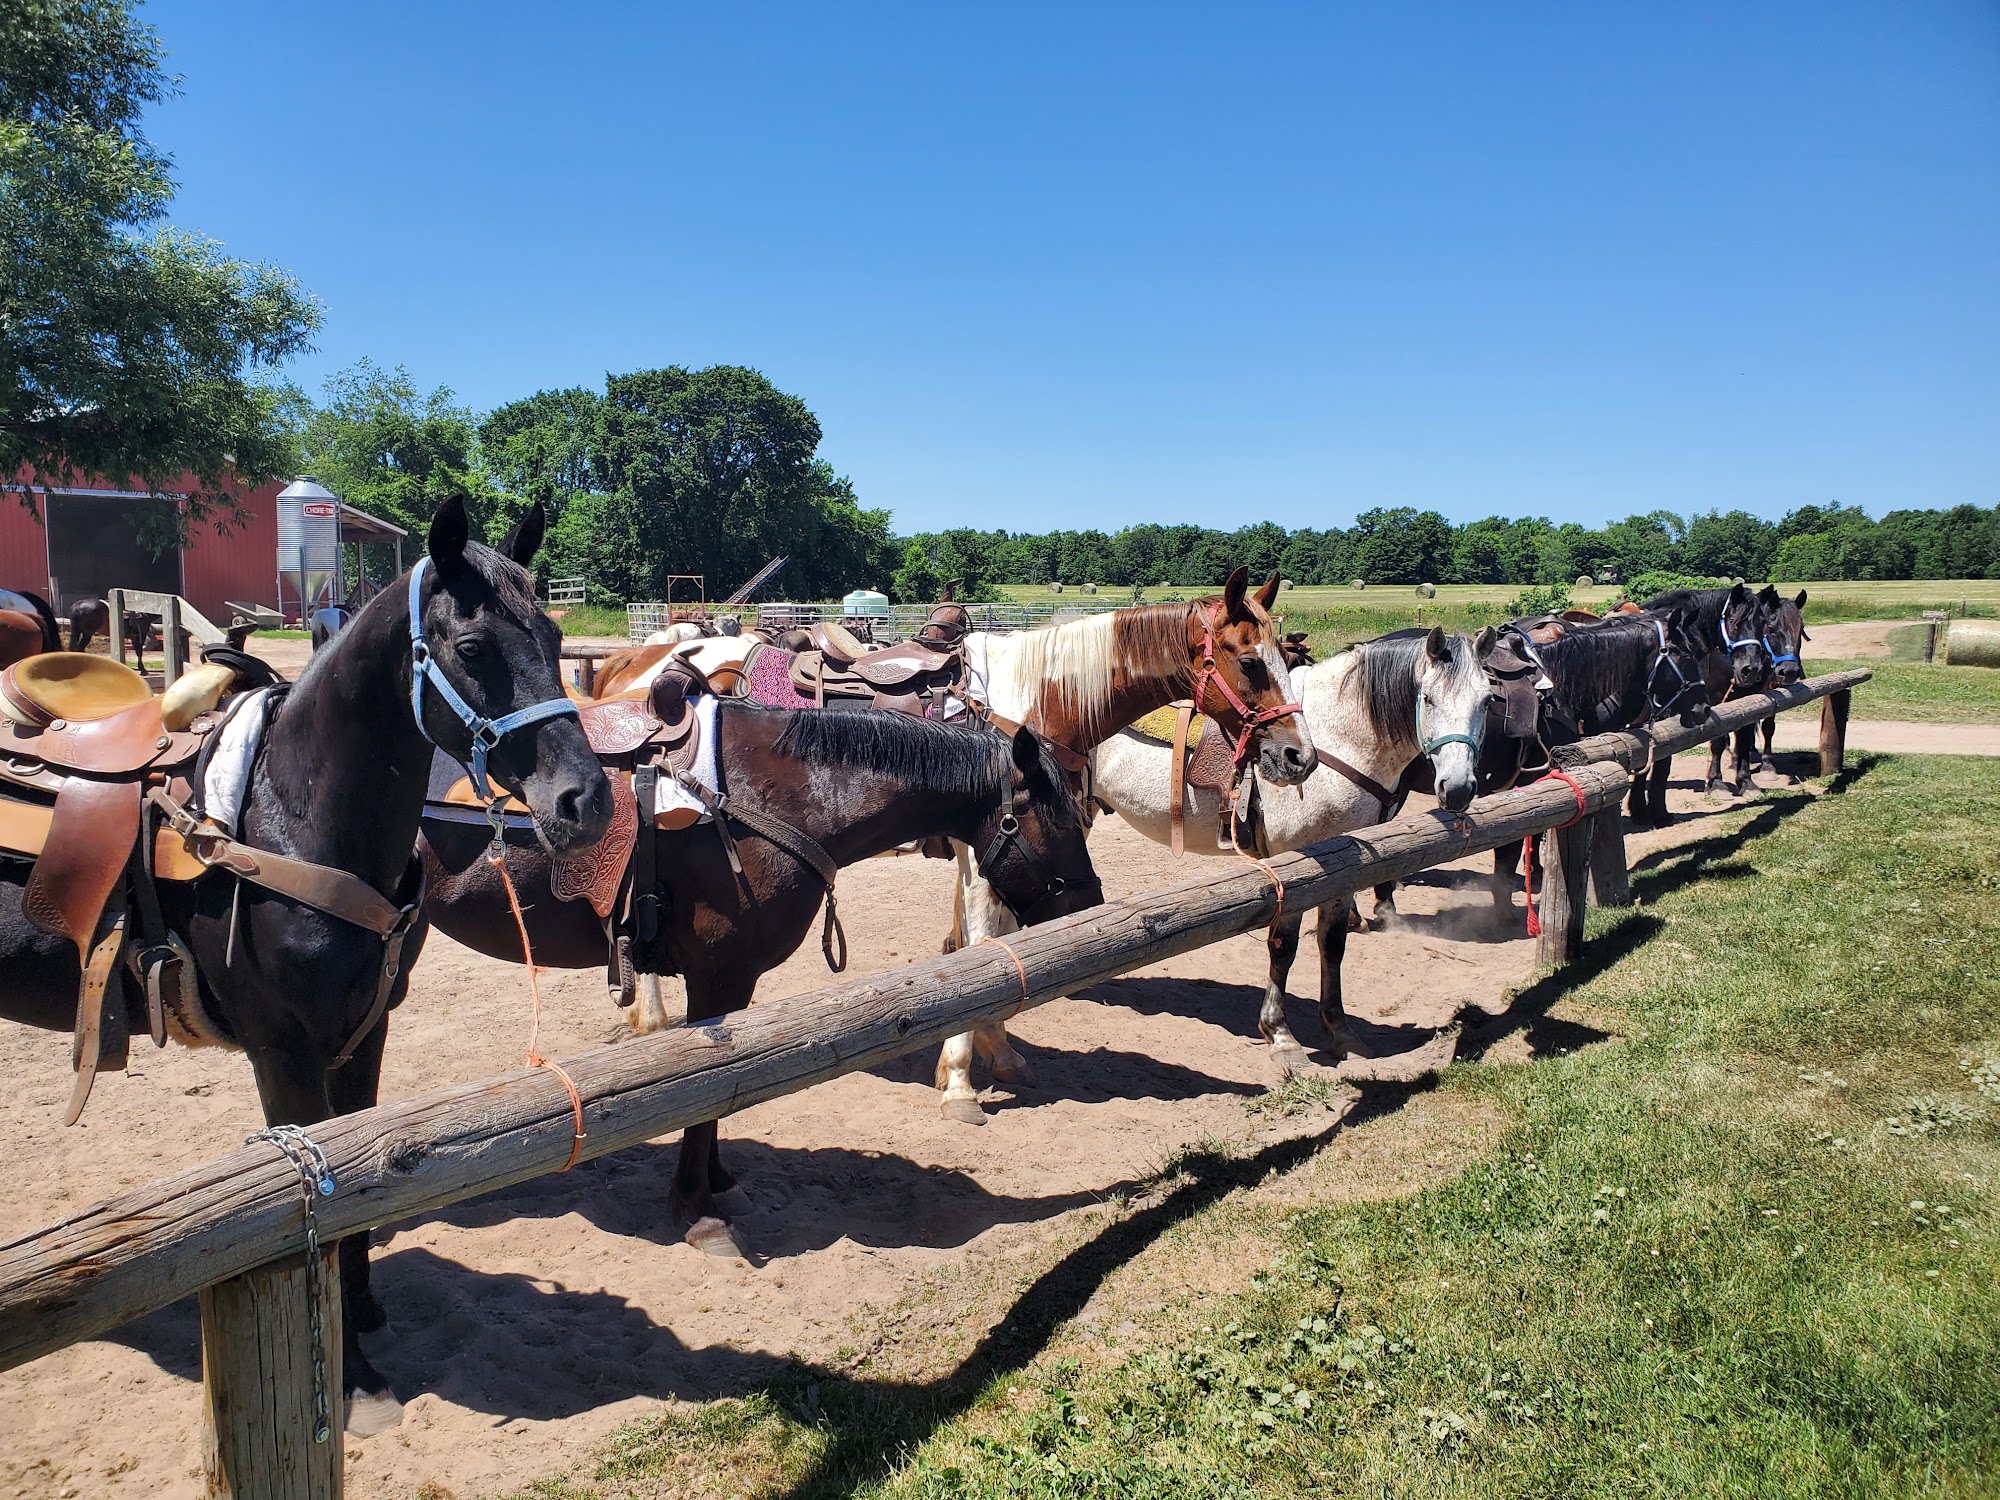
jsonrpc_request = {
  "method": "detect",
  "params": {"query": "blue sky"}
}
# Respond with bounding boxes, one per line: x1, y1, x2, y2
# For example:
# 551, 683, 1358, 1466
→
150, 1, 1999, 534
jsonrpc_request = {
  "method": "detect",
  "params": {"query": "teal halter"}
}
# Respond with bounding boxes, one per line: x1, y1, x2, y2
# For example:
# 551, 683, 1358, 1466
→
1416, 695, 1483, 759
406, 556, 580, 803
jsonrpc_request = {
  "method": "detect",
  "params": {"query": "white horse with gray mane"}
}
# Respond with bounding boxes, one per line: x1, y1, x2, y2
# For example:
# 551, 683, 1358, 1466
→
1091, 625, 1498, 1067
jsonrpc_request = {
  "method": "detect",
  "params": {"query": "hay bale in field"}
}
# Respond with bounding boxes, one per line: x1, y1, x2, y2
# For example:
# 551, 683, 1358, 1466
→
1575, 574, 1595, 589
1350, 578, 1367, 590
1080, 582, 1097, 594
1416, 582, 1437, 598
1280, 578, 1294, 590
1049, 581, 1064, 594
1944, 618, 2000, 669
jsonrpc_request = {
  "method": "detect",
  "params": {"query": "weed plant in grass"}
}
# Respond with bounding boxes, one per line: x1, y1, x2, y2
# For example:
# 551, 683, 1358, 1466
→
512, 752, 2000, 1498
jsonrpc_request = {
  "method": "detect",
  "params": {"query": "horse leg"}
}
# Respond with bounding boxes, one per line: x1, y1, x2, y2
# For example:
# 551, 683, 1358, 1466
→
325, 1018, 389, 1335
1260, 909, 1308, 1072
673, 972, 756, 1256
631, 972, 673, 1033
246, 1042, 403, 1434
1492, 839, 1523, 910
1732, 725, 1757, 795
934, 849, 1022, 1124
1315, 902, 1354, 1058
1646, 755, 1673, 826
1759, 717, 1798, 784
1705, 736, 1728, 797
1371, 880, 1398, 928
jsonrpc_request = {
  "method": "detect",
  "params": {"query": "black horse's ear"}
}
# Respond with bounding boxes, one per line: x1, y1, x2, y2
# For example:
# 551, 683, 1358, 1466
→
498, 501, 546, 567
1010, 724, 1041, 777
428, 494, 470, 567
1253, 574, 1281, 613
1423, 625, 1448, 662
1726, 581, 1749, 610
1758, 583, 1780, 606
1473, 625, 1498, 658
1222, 566, 1252, 622
1794, 589, 1808, 609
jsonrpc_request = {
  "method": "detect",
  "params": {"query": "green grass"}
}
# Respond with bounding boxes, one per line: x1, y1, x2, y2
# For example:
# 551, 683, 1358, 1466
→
550, 603, 630, 637
250, 628, 310, 640
503, 754, 2000, 1499
1805, 661, 2000, 725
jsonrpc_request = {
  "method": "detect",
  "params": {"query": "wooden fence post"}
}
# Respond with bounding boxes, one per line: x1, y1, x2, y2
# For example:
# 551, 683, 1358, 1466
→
1536, 818, 1592, 967
1586, 804, 1631, 908
162, 594, 184, 688
109, 588, 125, 666
1819, 690, 1851, 777
201, 1252, 342, 1499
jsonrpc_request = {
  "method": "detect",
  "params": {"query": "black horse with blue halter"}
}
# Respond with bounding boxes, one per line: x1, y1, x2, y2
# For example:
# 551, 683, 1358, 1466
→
406, 557, 581, 805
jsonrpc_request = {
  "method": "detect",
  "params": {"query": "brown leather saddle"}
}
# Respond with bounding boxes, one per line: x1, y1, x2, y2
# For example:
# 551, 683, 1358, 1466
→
787, 617, 967, 714
0, 653, 239, 1123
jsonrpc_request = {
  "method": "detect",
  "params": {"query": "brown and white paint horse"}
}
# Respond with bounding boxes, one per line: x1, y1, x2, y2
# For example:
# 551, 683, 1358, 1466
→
935, 568, 1316, 1122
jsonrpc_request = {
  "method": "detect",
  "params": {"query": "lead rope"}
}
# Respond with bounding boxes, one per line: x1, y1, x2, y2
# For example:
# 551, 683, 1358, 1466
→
1521, 768, 1588, 937
245, 1124, 337, 1443
484, 814, 587, 1171
980, 934, 1031, 1019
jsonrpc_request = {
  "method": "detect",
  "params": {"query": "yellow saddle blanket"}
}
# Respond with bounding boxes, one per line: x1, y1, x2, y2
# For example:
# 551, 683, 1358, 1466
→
1131, 702, 1207, 746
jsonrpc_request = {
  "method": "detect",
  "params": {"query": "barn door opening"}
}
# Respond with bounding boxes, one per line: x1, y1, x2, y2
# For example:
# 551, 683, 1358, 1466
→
45, 492, 183, 614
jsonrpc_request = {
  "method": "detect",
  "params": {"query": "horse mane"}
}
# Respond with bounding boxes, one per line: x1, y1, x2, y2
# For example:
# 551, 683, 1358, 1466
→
1345, 630, 1480, 742
1640, 587, 1731, 644
989, 601, 1199, 743
769, 704, 1028, 798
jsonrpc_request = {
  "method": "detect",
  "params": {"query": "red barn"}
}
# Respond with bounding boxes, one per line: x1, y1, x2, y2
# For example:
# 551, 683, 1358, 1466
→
0, 476, 406, 626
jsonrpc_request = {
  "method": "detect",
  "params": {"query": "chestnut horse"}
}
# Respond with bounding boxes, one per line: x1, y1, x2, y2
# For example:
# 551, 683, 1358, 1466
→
934, 568, 1316, 1122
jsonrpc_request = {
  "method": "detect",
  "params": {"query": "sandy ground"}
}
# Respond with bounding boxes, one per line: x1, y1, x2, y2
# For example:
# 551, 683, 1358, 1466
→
0, 735, 1835, 1500
1767, 717, 2000, 757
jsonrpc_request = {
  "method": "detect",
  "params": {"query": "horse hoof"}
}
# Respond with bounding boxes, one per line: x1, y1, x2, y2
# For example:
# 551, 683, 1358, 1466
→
344, 1387, 405, 1437
1351, 906, 1376, 932
941, 1097, 989, 1126
684, 1216, 749, 1259
988, 1055, 1034, 1087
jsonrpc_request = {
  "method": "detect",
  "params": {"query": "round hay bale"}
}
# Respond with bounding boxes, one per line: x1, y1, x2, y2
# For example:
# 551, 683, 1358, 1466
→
1944, 618, 2000, 669
1350, 578, 1367, 590
1416, 582, 1437, 599
1049, 581, 1064, 594
1280, 578, 1294, 590
1574, 574, 1594, 589
1080, 582, 1097, 595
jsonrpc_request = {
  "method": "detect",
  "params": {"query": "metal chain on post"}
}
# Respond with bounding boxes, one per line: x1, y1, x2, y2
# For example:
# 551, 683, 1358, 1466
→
246, 1124, 338, 1443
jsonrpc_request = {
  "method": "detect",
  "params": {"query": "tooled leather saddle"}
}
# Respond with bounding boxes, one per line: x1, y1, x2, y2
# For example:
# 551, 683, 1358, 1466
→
785, 603, 972, 715
0, 652, 241, 1123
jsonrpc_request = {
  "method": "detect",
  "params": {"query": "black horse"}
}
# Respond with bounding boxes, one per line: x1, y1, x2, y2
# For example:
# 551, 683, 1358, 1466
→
1373, 607, 1710, 918
1629, 583, 1788, 820
0, 497, 612, 1430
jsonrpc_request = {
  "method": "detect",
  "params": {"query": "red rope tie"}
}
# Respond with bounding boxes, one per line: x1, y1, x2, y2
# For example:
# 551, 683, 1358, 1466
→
488, 849, 587, 1171
980, 935, 1031, 1018
1521, 768, 1589, 938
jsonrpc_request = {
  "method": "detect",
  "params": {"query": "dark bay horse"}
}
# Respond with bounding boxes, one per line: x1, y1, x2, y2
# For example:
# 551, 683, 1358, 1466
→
1630, 583, 1786, 819
1749, 587, 1808, 781
0, 497, 612, 1430
419, 702, 1104, 1255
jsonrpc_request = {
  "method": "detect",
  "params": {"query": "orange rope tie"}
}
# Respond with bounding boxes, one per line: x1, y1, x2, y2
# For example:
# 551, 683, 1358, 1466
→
487, 849, 587, 1171
1520, 767, 1589, 939
980, 934, 1031, 1019
1230, 837, 1287, 925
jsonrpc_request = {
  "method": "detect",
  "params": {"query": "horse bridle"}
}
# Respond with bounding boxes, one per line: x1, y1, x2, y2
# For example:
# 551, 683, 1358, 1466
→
1645, 618, 1706, 719
1189, 602, 1304, 770
406, 556, 581, 806
975, 776, 1073, 928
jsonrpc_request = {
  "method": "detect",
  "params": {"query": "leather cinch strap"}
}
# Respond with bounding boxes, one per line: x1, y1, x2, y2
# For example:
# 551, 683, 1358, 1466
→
147, 787, 423, 1066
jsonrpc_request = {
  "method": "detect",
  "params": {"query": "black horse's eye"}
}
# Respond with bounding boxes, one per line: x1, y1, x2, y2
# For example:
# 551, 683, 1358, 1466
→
456, 636, 482, 660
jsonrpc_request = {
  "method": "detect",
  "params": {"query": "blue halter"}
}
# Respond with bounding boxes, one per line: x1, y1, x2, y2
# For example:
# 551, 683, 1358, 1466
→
407, 556, 580, 803
1762, 634, 1800, 670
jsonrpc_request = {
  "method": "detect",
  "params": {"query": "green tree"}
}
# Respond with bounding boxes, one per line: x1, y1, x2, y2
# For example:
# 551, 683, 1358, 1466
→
292, 360, 499, 534
1681, 509, 1774, 579
2, 0, 320, 537
890, 539, 941, 603
477, 386, 601, 529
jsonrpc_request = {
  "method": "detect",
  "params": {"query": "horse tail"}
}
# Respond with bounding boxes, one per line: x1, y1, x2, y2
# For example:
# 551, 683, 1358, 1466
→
19, 590, 61, 654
